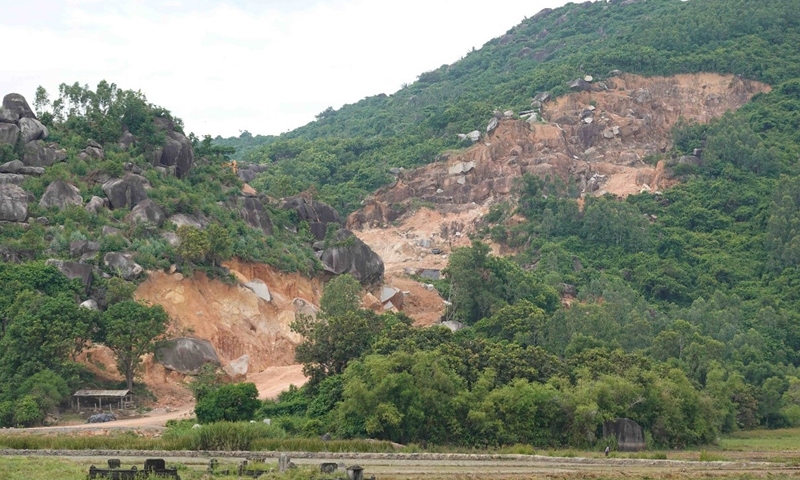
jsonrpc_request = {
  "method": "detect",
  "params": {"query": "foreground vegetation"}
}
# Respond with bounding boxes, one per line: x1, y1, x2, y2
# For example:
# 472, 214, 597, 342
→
1, 428, 800, 480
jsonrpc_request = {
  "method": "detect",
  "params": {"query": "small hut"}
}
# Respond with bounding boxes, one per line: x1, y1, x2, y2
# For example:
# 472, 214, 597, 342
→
73, 389, 133, 411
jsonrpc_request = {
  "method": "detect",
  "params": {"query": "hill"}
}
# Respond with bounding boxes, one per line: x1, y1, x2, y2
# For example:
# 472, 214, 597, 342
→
228, 0, 800, 448
1, 0, 800, 450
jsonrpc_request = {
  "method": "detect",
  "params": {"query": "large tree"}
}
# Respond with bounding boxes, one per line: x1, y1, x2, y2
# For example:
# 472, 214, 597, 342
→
101, 301, 169, 390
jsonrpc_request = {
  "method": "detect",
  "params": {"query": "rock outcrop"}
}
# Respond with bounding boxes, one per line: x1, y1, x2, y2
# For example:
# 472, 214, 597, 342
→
0, 183, 28, 221
103, 252, 143, 280
240, 197, 273, 235
0, 123, 19, 145
0, 174, 25, 185
45, 259, 93, 292
39, 180, 83, 210
156, 337, 221, 375
102, 174, 148, 209
282, 196, 342, 240
0, 160, 44, 176
23, 141, 60, 167
149, 117, 194, 178
18, 117, 48, 144
237, 163, 270, 183
318, 229, 384, 284
0, 107, 20, 124
2, 93, 35, 119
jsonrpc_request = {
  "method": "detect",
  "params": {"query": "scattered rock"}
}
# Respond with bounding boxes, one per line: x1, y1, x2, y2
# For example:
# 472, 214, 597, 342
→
318, 229, 384, 284
380, 286, 404, 309
161, 232, 180, 247
85, 196, 107, 214
102, 226, 124, 237
244, 279, 271, 302
0, 183, 28, 222
293, 298, 318, 318
84, 143, 104, 160
156, 337, 221, 375
80, 299, 99, 311
39, 180, 83, 210
22, 141, 59, 167
487, 117, 499, 133
103, 252, 143, 280
70, 240, 100, 258
241, 183, 257, 196
441, 320, 464, 332
240, 197, 274, 235
584, 75, 594, 83
102, 174, 149, 209
118, 130, 135, 150
129, 199, 166, 227
224, 354, 250, 377
237, 163, 270, 183
568, 78, 592, 91
169, 214, 204, 229
532, 91, 551, 105
45, 259, 93, 291
87, 413, 117, 424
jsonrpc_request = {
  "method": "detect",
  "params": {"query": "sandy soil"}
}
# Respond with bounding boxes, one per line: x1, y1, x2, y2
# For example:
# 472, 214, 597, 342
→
248, 364, 308, 400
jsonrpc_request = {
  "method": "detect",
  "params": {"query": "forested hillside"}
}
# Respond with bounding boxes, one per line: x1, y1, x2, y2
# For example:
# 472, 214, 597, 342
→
1, 0, 800, 451
217, 0, 800, 214
233, 0, 800, 449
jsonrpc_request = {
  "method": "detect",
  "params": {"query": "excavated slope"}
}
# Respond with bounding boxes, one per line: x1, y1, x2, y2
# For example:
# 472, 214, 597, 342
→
347, 73, 769, 290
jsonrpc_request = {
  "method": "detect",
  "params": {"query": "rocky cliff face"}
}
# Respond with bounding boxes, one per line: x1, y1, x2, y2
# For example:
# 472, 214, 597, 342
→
347, 73, 769, 229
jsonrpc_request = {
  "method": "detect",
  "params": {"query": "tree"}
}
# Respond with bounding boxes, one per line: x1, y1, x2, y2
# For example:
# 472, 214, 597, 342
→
177, 225, 210, 265
195, 382, 261, 424
206, 223, 233, 267
101, 301, 169, 390
293, 310, 385, 386
319, 274, 361, 318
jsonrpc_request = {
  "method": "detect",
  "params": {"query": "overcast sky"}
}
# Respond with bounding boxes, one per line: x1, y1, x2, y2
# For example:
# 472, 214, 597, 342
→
1, 0, 571, 138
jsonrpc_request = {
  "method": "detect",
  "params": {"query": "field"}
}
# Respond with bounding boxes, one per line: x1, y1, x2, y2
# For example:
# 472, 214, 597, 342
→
1, 428, 800, 479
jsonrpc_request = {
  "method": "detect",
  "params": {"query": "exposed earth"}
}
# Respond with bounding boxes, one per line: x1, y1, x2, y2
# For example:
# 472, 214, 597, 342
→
63, 72, 768, 428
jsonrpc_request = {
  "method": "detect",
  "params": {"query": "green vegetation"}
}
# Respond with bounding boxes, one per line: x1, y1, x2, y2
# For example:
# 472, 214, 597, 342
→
217, 0, 800, 215
0, 82, 319, 425
0, 262, 168, 426
3, 0, 800, 454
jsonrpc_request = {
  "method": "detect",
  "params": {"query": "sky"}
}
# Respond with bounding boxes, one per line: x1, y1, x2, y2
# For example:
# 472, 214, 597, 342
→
1, 0, 572, 138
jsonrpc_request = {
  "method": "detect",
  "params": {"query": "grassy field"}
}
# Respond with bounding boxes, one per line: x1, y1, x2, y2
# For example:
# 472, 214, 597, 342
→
2, 428, 800, 479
